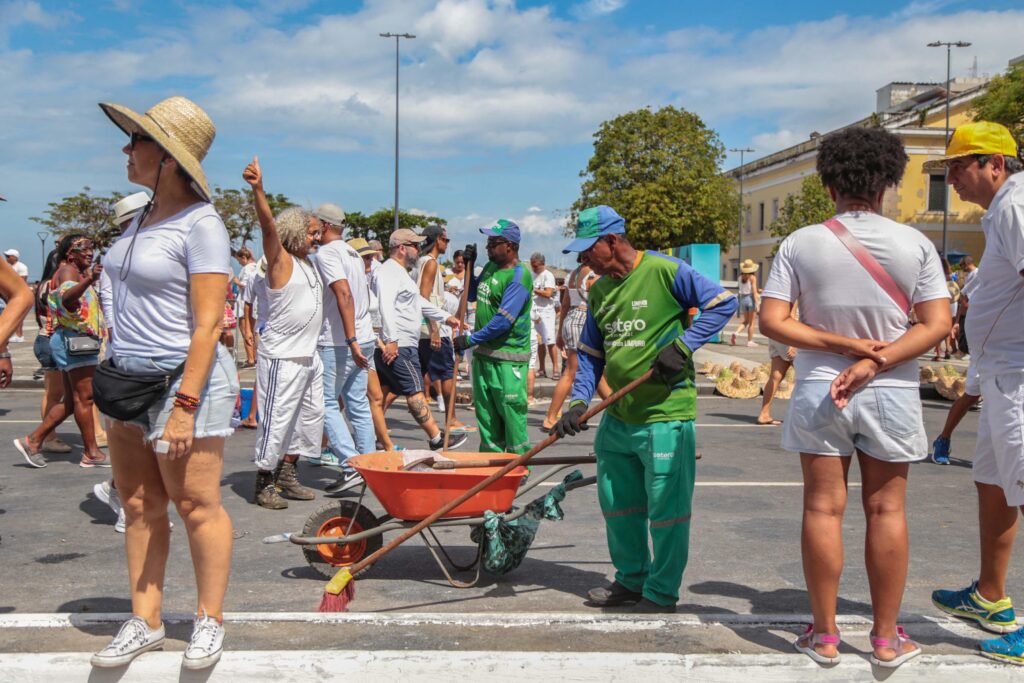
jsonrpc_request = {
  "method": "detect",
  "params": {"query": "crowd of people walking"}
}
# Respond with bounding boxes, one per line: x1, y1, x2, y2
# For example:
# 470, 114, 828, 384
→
0, 94, 1021, 674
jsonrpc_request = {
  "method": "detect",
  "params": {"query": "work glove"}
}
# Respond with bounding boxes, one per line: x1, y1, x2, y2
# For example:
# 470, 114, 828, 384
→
550, 400, 588, 438
463, 243, 478, 264
453, 333, 473, 353
650, 339, 691, 388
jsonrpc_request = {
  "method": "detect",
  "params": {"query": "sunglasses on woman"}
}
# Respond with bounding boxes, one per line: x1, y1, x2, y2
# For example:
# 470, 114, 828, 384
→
129, 132, 155, 150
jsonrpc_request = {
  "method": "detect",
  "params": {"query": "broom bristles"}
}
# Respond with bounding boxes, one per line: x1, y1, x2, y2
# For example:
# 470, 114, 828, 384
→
318, 579, 355, 613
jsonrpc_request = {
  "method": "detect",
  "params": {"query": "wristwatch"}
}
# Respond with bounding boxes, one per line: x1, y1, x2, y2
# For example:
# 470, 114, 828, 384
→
0, 351, 11, 359
345, 336, 358, 346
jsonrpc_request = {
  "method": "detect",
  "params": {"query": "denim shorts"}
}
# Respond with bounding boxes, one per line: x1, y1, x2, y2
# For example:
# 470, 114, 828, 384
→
781, 380, 926, 462
34, 333, 56, 371
739, 294, 757, 314
110, 344, 239, 442
50, 328, 100, 371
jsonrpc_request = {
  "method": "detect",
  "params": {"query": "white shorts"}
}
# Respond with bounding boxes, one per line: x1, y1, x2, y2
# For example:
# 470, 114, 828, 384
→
254, 354, 325, 470
534, 307, 557, 345
529, 330, 539, 370
781, 381, 926, 462
973, 372, 1024, 506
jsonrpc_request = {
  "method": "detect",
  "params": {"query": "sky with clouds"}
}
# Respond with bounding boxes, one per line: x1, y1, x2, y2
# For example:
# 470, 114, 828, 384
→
1, 0, 1022, 273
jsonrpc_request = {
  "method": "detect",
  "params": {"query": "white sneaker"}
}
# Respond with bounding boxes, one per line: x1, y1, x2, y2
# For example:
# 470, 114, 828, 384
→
183, 612, 224, 670
9, 336, 24, 343
90, 616, 165, 667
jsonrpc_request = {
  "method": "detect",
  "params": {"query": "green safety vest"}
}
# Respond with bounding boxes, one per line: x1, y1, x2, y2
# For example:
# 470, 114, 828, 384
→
474, 261, 533, 363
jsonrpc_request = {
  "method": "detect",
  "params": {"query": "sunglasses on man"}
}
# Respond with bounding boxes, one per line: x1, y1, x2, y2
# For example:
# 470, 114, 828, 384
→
486, 237, 510, 248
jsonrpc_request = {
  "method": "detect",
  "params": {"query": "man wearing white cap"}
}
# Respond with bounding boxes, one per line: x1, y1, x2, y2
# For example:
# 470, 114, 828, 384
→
311, 202, 375, 489
4, 249, 28, 342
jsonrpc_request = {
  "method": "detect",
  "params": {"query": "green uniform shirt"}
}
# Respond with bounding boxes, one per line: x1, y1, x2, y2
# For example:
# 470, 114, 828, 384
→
472, 261, 533, 363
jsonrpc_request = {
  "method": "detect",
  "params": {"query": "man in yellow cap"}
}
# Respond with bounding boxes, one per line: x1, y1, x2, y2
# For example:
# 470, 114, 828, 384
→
927, 121, 1024, 666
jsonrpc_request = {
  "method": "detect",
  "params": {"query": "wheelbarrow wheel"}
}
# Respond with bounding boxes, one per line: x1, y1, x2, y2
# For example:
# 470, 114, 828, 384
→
302, 500, 382, 580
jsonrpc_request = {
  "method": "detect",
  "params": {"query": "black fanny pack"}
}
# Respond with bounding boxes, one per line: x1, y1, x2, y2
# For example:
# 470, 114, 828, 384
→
93, 358, 186, 422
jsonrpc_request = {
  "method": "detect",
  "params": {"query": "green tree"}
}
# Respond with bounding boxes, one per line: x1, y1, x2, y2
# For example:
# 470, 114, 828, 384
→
30, 187, 127, 250
211, 186, 293, 249
570, 106, 740, 251
345, 209, 447, 256
971, 63, 1024, 140
767, 174, 835, 252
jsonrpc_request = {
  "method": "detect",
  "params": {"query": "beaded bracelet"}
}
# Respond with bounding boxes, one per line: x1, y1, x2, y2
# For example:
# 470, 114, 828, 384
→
173, 391, 201, 412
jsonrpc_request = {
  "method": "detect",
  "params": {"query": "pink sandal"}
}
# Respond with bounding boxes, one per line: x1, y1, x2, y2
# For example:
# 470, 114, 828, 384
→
869, 626, 920, 669
793, 624, 841, 664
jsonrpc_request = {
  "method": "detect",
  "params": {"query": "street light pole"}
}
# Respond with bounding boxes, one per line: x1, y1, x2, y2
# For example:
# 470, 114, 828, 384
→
927, 40, 971, 258
380, 32, 416, 232
36, 231, 48, 274
729, 147, 754, 273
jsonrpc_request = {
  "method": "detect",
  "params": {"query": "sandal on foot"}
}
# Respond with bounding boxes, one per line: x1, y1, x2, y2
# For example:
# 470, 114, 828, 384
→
793, 625, 841, 665
869, 626, 920, 669
730, 332, 737, 346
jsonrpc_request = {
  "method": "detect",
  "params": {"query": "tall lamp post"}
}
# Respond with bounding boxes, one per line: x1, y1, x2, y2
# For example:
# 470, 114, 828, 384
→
729, 147, 754, 275
36, 231, 48, 274
380, 32, 416, 232
927, 40, 971, 257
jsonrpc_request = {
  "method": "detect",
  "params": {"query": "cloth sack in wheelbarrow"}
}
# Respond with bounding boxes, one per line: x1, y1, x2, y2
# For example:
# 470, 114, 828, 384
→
469, 470, 583, 575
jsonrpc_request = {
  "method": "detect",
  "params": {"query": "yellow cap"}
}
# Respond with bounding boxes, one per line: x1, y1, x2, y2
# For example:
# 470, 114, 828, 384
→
923, 121, 1019, 171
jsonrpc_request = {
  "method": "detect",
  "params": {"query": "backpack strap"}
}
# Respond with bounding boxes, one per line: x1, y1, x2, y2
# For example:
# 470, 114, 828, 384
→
823, 217, 911, 315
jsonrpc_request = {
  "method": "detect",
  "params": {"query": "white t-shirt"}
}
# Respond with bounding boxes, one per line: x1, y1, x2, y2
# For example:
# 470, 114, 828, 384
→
103, 202, 231, 360
374, 257, 449, 348
965, 173, 1024, 375
12, 261, 28, 279
367, 259, 381, 331
259, 255, 323, 359
763, 211, 948, 387
315, 240, 373, 347
98, 270, 114, 331
532, 268, 556, 308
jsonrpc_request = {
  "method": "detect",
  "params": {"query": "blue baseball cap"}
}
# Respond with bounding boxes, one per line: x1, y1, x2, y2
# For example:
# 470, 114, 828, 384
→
479, 218, 521, 244
562, 205, 625, 253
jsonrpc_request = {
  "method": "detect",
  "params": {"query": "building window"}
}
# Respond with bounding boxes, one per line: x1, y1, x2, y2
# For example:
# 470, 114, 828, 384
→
759, 202, 765, 231
745, 205, 751, 233
928, 174, 946, 212
772, 198, 779, 222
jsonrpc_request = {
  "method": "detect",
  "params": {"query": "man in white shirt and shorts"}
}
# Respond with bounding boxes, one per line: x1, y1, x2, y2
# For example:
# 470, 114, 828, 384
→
928, 122, 1024, 665
530, 252, 558, 378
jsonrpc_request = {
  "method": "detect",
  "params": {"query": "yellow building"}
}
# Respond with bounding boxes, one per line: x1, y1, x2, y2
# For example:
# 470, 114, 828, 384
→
721, 73, 999, 282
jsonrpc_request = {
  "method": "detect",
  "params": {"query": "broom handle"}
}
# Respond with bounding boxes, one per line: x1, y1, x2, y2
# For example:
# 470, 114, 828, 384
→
432, 455, 597, 469
347, 369, 653, 577
442, 254, 474, 453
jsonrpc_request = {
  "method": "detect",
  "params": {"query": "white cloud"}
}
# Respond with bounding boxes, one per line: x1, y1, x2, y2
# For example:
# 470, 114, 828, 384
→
751, 129, 809, 155
527, 206, 542, 213
572, 0, 627, 20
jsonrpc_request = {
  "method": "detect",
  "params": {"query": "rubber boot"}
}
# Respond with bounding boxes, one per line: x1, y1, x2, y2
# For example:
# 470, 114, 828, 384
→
275, 460, 316, 501
254, 469, 287, 509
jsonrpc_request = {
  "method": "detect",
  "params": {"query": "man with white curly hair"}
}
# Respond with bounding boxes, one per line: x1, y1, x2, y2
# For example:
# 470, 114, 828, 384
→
243, 157, 324, 510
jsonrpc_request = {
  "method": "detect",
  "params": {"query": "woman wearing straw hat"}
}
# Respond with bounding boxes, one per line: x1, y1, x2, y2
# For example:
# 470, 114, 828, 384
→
91, 96, 238, 670
730, 259, 761, 347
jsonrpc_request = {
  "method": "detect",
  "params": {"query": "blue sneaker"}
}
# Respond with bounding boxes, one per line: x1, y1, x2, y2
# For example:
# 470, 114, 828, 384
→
979, 628, 1024, 666
309, 448, 341, 467
933, 581, 1018, 633
931, 436, 951, 465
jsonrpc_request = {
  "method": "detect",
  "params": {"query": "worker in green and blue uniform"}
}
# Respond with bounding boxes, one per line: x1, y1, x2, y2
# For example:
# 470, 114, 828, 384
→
552, 205, 737, 612
454, 220, 533, 455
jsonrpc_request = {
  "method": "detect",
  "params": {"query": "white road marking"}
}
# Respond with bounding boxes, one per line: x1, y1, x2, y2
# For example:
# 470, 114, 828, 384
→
538, 481, 858, 487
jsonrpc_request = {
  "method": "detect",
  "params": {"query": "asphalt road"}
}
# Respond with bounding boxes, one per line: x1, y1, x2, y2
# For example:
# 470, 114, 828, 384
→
0, 385, 1017, 620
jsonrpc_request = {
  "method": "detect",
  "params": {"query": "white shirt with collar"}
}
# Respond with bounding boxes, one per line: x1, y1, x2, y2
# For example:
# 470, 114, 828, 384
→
373, 257, 449, 348
965, 173, 1024, 376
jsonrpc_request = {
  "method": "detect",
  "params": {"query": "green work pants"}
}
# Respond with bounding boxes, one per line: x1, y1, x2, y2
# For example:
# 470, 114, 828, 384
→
594, 412, 696, 606
472, 356, 530, 455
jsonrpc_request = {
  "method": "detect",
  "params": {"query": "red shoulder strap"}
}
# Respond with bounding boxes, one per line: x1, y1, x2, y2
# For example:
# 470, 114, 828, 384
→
823, 218, 911, 315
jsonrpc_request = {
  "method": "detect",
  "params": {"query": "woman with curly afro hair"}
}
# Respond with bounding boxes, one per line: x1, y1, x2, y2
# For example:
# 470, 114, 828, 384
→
760, 126, 952, 669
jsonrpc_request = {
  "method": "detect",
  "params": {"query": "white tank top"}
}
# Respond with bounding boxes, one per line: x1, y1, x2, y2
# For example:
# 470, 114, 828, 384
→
259, 255, 324, 359
567, 266, 592, 307
417, 253, 449, 339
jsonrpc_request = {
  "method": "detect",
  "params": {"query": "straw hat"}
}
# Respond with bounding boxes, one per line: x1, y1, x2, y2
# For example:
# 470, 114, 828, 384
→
699, 361, 717, 376
729, 361, 745, 374
99, 96, 216, 201
740, 259, 759, 274
920, 365, 938, 383
113, 191, 151, 227
716, 375, 761, 399
775, 378, 794, 400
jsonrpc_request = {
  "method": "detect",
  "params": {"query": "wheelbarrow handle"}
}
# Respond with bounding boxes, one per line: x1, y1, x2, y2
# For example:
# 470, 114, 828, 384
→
432, 455, 597, 469
343, 369, 654, 579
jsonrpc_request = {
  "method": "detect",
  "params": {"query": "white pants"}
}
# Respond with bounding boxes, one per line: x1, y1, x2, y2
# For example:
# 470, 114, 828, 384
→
534, 307, 557, 345
253, 354, 325, 470
973, 372, 1024, 506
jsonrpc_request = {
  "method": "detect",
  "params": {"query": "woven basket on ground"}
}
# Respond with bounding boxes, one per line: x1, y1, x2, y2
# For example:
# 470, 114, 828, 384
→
934, 375, 967, 401
920, 365, 938, 383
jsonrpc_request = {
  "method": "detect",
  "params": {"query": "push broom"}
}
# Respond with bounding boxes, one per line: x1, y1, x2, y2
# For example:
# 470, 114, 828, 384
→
318, 368, 653, 611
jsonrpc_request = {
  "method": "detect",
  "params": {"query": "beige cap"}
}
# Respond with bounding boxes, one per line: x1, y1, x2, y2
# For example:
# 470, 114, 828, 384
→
389, 228, 426, 247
